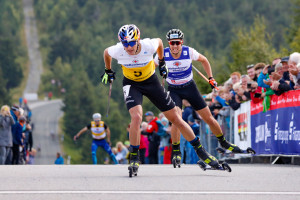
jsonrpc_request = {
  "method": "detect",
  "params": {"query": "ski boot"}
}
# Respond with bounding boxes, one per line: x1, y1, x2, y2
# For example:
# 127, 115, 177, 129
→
217, 135, 256, 154
128, 149, 140, 178
172, 151, 181, 168
197, 160, 232, 172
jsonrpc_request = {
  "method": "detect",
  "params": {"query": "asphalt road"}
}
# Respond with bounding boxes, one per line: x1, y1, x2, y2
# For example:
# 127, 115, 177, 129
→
23, 0, 43, 96
0, 164, 299, 200
29, 100, 63, 164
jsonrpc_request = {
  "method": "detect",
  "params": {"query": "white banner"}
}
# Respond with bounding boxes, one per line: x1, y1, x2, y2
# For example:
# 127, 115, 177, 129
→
234, 101, 252, 158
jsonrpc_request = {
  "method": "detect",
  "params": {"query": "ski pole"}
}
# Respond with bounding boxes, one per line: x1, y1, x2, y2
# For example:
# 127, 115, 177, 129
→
106, 79, 113, 117
192, 65, 219, 90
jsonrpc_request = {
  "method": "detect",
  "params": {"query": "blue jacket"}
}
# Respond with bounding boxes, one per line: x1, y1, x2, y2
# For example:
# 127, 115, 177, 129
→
55, 156, 64, 164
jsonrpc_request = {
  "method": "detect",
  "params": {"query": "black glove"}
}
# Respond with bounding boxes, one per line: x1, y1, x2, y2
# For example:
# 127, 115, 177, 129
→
158, 57, 168, 79
208, 77, 218, 89
101, 68, 115, 84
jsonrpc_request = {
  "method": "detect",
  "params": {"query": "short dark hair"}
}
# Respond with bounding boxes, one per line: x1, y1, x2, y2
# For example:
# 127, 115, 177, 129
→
247, 64, 254, 70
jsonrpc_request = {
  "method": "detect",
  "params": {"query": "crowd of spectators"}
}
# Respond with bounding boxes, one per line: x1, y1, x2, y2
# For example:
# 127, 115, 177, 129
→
207, 52, 300, 113
0, 99, 35, 165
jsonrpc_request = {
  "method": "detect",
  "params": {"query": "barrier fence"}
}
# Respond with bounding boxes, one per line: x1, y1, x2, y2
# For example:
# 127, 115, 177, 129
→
203, 90, 300, 159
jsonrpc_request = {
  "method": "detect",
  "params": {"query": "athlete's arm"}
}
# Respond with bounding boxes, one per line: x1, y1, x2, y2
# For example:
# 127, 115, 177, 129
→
104, 48, 112, 70
197, 54, 213, 78
74, 127, 88, 141
105, 127, 111, 144
156, 38, 164, 60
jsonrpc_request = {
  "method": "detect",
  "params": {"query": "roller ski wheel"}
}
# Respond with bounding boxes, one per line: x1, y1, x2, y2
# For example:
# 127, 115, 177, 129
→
246, 147, 256, 154
128, 165, 138, 178
197, 160, 232, 173
216, 147, 226, 154
172, 157, 181, 168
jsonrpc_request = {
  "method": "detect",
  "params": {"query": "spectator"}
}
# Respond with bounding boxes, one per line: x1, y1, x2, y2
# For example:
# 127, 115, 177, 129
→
12, 115, 25, 165
271, 63, 292, 95
116, 141, 129, 164
54, 152, 64, 164
187, 114, 199, 164
281, 56, 290, 82
288, 52, 300, 89
0, 105, 15, 165
140, 122, 149, 164
144, 111, 160, 164
230, 72, 241, 85
247, 64, 257, 81
254, 63, 266, 79
27, 148, 36, 165
180, 100, 194, 164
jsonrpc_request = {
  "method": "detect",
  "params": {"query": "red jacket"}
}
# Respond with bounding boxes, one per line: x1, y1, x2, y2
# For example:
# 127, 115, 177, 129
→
146, 117, 158, 133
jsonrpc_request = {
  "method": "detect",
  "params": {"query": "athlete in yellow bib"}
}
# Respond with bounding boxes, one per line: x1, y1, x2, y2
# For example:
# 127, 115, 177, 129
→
101, 24, 223, 177
74, 113, 118, 164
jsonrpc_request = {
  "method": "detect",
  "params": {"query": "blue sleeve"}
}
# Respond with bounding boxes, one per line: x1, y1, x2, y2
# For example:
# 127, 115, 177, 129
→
215, 96, 228, 107
257, 72, 270, 88
16, 124, 23, 145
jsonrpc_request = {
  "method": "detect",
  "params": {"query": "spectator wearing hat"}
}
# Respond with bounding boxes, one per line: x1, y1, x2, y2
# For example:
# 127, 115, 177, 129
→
281, 56, 291, 82
144, 111, 160, 164
187, 114, 200, 164
12, 115, 26, 165
0, 105, 15, 164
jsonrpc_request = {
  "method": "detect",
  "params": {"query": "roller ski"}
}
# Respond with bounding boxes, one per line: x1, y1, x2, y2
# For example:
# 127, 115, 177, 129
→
217, 135, 256, 154
192, 138, 229, 171
172, 151, 181, 168
216, 146, 256, 155
197, 160, 232, 172
128, 148, 140, 178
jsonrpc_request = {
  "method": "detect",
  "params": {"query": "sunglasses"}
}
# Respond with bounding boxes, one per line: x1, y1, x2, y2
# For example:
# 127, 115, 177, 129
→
169, 41, 182, 46
122, 41, 137, 47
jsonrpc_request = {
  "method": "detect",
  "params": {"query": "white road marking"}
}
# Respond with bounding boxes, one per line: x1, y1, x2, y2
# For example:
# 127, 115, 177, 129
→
0, 191, 299, 195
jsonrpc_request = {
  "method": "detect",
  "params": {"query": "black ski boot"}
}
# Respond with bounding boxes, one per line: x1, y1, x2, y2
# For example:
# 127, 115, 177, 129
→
192, 138, 220, 169
217, 135, 243, 153
128, 148, 140, 177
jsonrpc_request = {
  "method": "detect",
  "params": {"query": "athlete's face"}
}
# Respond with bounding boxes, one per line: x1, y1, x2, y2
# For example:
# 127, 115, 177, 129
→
122, 40, 139, 55
94, 120, 100, 126
168, 39, 183, 55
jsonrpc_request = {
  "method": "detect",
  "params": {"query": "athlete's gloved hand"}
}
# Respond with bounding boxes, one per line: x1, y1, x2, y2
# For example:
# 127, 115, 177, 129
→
208, 77, 218, 89
158, 57, 168, 79
101, 68, 115, 84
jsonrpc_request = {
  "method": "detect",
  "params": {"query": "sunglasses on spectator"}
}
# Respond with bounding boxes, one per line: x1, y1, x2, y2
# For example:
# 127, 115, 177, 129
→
169, 41, 182, 46
122, 41, 137, 47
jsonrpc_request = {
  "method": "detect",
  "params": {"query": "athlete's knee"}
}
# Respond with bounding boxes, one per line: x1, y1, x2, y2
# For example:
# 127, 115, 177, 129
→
130, 112, 142, 125
91, 151, 96, 156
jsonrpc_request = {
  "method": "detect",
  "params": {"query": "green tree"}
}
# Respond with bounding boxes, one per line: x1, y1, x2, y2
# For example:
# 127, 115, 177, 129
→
229, 16, 279, 74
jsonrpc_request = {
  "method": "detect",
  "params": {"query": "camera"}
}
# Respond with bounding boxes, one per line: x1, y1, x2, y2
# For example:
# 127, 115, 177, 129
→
254, 93, 262, 98
247, 83, 252, 89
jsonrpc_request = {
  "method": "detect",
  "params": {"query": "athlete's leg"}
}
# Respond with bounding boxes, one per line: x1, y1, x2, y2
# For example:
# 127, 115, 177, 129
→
101, 140, 118, 164
91, 140, 98, 164
128, 105, 142, 146
197, 106, 243, 153
170, 106, 182, 144
163, 108, 219, 167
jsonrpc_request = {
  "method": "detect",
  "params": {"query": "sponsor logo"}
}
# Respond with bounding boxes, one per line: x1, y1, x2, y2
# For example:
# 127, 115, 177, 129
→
165, 52, 169, 57
170, 34, 179, 39
183, 51, 187, 55
173, 61, 181, 67
132, 60, 139, 63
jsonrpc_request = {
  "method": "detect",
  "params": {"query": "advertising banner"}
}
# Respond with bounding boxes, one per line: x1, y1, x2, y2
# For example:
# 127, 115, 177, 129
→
251, 90, 300, 155
234, 101, 252, 158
